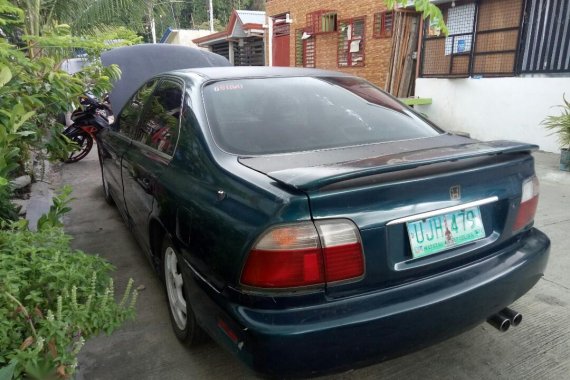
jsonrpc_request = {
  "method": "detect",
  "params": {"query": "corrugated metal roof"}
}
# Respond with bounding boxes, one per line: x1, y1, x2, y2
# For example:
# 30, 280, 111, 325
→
235, 10, 265, 26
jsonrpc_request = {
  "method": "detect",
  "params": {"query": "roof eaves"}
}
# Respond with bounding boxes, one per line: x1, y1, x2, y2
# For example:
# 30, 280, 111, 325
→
192, 30, 228, 44
242, 23, 264, 30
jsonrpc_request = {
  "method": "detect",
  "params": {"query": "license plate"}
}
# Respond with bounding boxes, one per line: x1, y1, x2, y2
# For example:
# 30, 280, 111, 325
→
406, 206, 485, 258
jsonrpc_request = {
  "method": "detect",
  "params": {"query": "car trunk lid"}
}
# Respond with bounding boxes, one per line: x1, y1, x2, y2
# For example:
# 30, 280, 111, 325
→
239, 135, 535, 191
239, 135, 538, 297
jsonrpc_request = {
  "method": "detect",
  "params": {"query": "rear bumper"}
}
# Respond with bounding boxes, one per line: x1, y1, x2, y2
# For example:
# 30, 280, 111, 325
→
196, 228, 550, 377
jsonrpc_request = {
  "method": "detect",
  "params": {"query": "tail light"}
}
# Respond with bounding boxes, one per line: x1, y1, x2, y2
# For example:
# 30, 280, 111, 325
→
241, 220, 364, 289
315, 220, 364, 283
240, 223, 324, 288
513, 175, 539, 232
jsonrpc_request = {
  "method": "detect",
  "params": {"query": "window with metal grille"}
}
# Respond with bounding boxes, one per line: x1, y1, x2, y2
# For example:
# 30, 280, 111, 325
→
373, 11, 393, 38
295, 29, 316, 68
273, 22, 290, 37
420, 3, 476, 78
338, 17, 366, 67
472, 0, 524, 76
306, 10, 338, 34
420, 0, 524, 78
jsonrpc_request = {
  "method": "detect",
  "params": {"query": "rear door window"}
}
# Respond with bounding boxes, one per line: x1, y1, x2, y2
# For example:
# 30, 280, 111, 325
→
135, 79, 183, 156
203, 77, 441, 155
118, 80, 157, 138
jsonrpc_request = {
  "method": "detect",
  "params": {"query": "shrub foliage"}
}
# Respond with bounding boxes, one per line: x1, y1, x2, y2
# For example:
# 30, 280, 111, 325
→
0, 191, 137, 380
0, 2, 139, 379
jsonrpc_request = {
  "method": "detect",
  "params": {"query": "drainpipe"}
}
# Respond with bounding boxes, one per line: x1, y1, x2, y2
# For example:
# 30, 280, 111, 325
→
267, 16, 273, 67
229, 40, 235, 65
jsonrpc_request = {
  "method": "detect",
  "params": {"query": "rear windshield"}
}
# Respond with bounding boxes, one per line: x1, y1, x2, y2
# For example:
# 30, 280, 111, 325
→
202, 77, 441, 155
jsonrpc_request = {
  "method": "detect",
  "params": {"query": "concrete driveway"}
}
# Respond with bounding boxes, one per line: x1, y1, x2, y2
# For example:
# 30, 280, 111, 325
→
65, 149, 570, 380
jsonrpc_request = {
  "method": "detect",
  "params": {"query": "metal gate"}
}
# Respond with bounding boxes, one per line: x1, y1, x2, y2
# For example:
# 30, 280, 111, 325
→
518, 0, 570, 74
234, 38, 265, 66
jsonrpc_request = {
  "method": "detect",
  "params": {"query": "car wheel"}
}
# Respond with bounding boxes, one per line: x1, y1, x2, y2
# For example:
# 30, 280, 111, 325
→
162, 236, 207, 346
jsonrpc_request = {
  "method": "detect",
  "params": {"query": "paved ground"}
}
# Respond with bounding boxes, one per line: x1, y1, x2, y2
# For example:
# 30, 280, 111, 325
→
65, 149, 570, 380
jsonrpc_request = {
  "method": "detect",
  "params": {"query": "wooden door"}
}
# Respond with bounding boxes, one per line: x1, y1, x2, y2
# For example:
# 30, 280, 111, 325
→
273, 18, 290, 66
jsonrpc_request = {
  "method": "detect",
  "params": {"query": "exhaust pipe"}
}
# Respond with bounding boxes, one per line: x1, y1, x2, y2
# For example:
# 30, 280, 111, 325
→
499, 307, 523, 326
487, 313, 511, 332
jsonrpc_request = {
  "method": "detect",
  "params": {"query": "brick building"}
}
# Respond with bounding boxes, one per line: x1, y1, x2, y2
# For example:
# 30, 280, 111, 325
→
265, 0, 406, 91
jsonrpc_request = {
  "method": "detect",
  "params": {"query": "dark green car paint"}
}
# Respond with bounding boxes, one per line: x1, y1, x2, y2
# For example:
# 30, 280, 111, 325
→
98, 67, 550, 376
101, 71, 314, 289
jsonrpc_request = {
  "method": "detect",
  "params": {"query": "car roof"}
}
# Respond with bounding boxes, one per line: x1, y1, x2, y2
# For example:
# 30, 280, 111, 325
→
167, 66, 353, 81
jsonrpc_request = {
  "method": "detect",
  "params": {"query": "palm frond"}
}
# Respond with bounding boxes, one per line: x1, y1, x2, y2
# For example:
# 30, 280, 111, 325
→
542, 94, 570, 149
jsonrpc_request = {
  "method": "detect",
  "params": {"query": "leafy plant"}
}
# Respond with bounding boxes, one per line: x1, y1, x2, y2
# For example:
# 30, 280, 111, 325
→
0, 186, 18, 222
0, 2, 127, 220
0, 4, 139, 379
542, 94, 570, 149
0, 221, 138, 379
386, 0, 448, 35
36, 186, 73, 230
0, 187, 137, 380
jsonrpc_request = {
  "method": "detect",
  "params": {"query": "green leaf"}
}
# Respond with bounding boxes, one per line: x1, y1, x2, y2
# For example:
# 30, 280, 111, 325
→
13, 111, 36, 130
16, 131, 36, 137
0, 65, 12, 89
0, 361, 16, 380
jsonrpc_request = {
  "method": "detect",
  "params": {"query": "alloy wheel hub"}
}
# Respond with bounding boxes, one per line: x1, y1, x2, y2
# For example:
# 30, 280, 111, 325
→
165, 247, 187, 330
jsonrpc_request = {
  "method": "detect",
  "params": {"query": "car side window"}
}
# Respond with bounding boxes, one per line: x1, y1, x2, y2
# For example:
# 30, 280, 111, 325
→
134, 79, 183, 156
118, 80, 157, 138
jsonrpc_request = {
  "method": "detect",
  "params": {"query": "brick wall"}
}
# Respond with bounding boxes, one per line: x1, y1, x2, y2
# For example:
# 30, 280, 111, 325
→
265, 0, 393, 89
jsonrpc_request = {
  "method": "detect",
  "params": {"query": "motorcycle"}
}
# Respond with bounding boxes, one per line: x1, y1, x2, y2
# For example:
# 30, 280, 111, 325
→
63, 94, 112, 163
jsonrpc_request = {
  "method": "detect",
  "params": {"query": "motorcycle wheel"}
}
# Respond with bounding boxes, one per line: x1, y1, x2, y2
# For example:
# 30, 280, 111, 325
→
65, 130, 93, 163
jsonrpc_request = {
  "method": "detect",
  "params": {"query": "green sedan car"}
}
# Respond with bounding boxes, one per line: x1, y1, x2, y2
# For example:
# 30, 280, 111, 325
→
98, 63, 550, 376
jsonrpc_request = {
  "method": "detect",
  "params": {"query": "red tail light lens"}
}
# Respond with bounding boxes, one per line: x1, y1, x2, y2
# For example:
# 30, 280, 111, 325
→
513, 176, 539, 232
316, 221, 364, 283
240, 223, 325, 288
241, 220, 365, 289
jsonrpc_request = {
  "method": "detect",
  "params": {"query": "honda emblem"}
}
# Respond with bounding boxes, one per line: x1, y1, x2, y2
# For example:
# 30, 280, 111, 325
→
450, 185, 461, 200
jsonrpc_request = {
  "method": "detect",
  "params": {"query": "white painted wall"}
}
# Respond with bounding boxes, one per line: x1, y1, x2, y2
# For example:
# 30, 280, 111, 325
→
166, 29, 211, 47
415, 77, 570, 153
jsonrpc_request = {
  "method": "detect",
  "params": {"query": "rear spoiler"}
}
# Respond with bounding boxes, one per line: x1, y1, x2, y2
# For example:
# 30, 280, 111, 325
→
239, 139, 538, 192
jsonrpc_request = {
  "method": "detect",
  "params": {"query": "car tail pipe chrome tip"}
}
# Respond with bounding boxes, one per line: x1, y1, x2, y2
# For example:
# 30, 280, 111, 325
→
487, 307, 522, 332
499, 307, 523, 327
487, 313, 511, 332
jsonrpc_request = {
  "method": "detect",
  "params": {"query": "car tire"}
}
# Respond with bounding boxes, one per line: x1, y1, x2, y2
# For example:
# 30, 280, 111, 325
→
161, 236, 207, 346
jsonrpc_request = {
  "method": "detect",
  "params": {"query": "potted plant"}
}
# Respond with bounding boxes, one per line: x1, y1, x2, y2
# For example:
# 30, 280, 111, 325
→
542, 94, 570, 171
